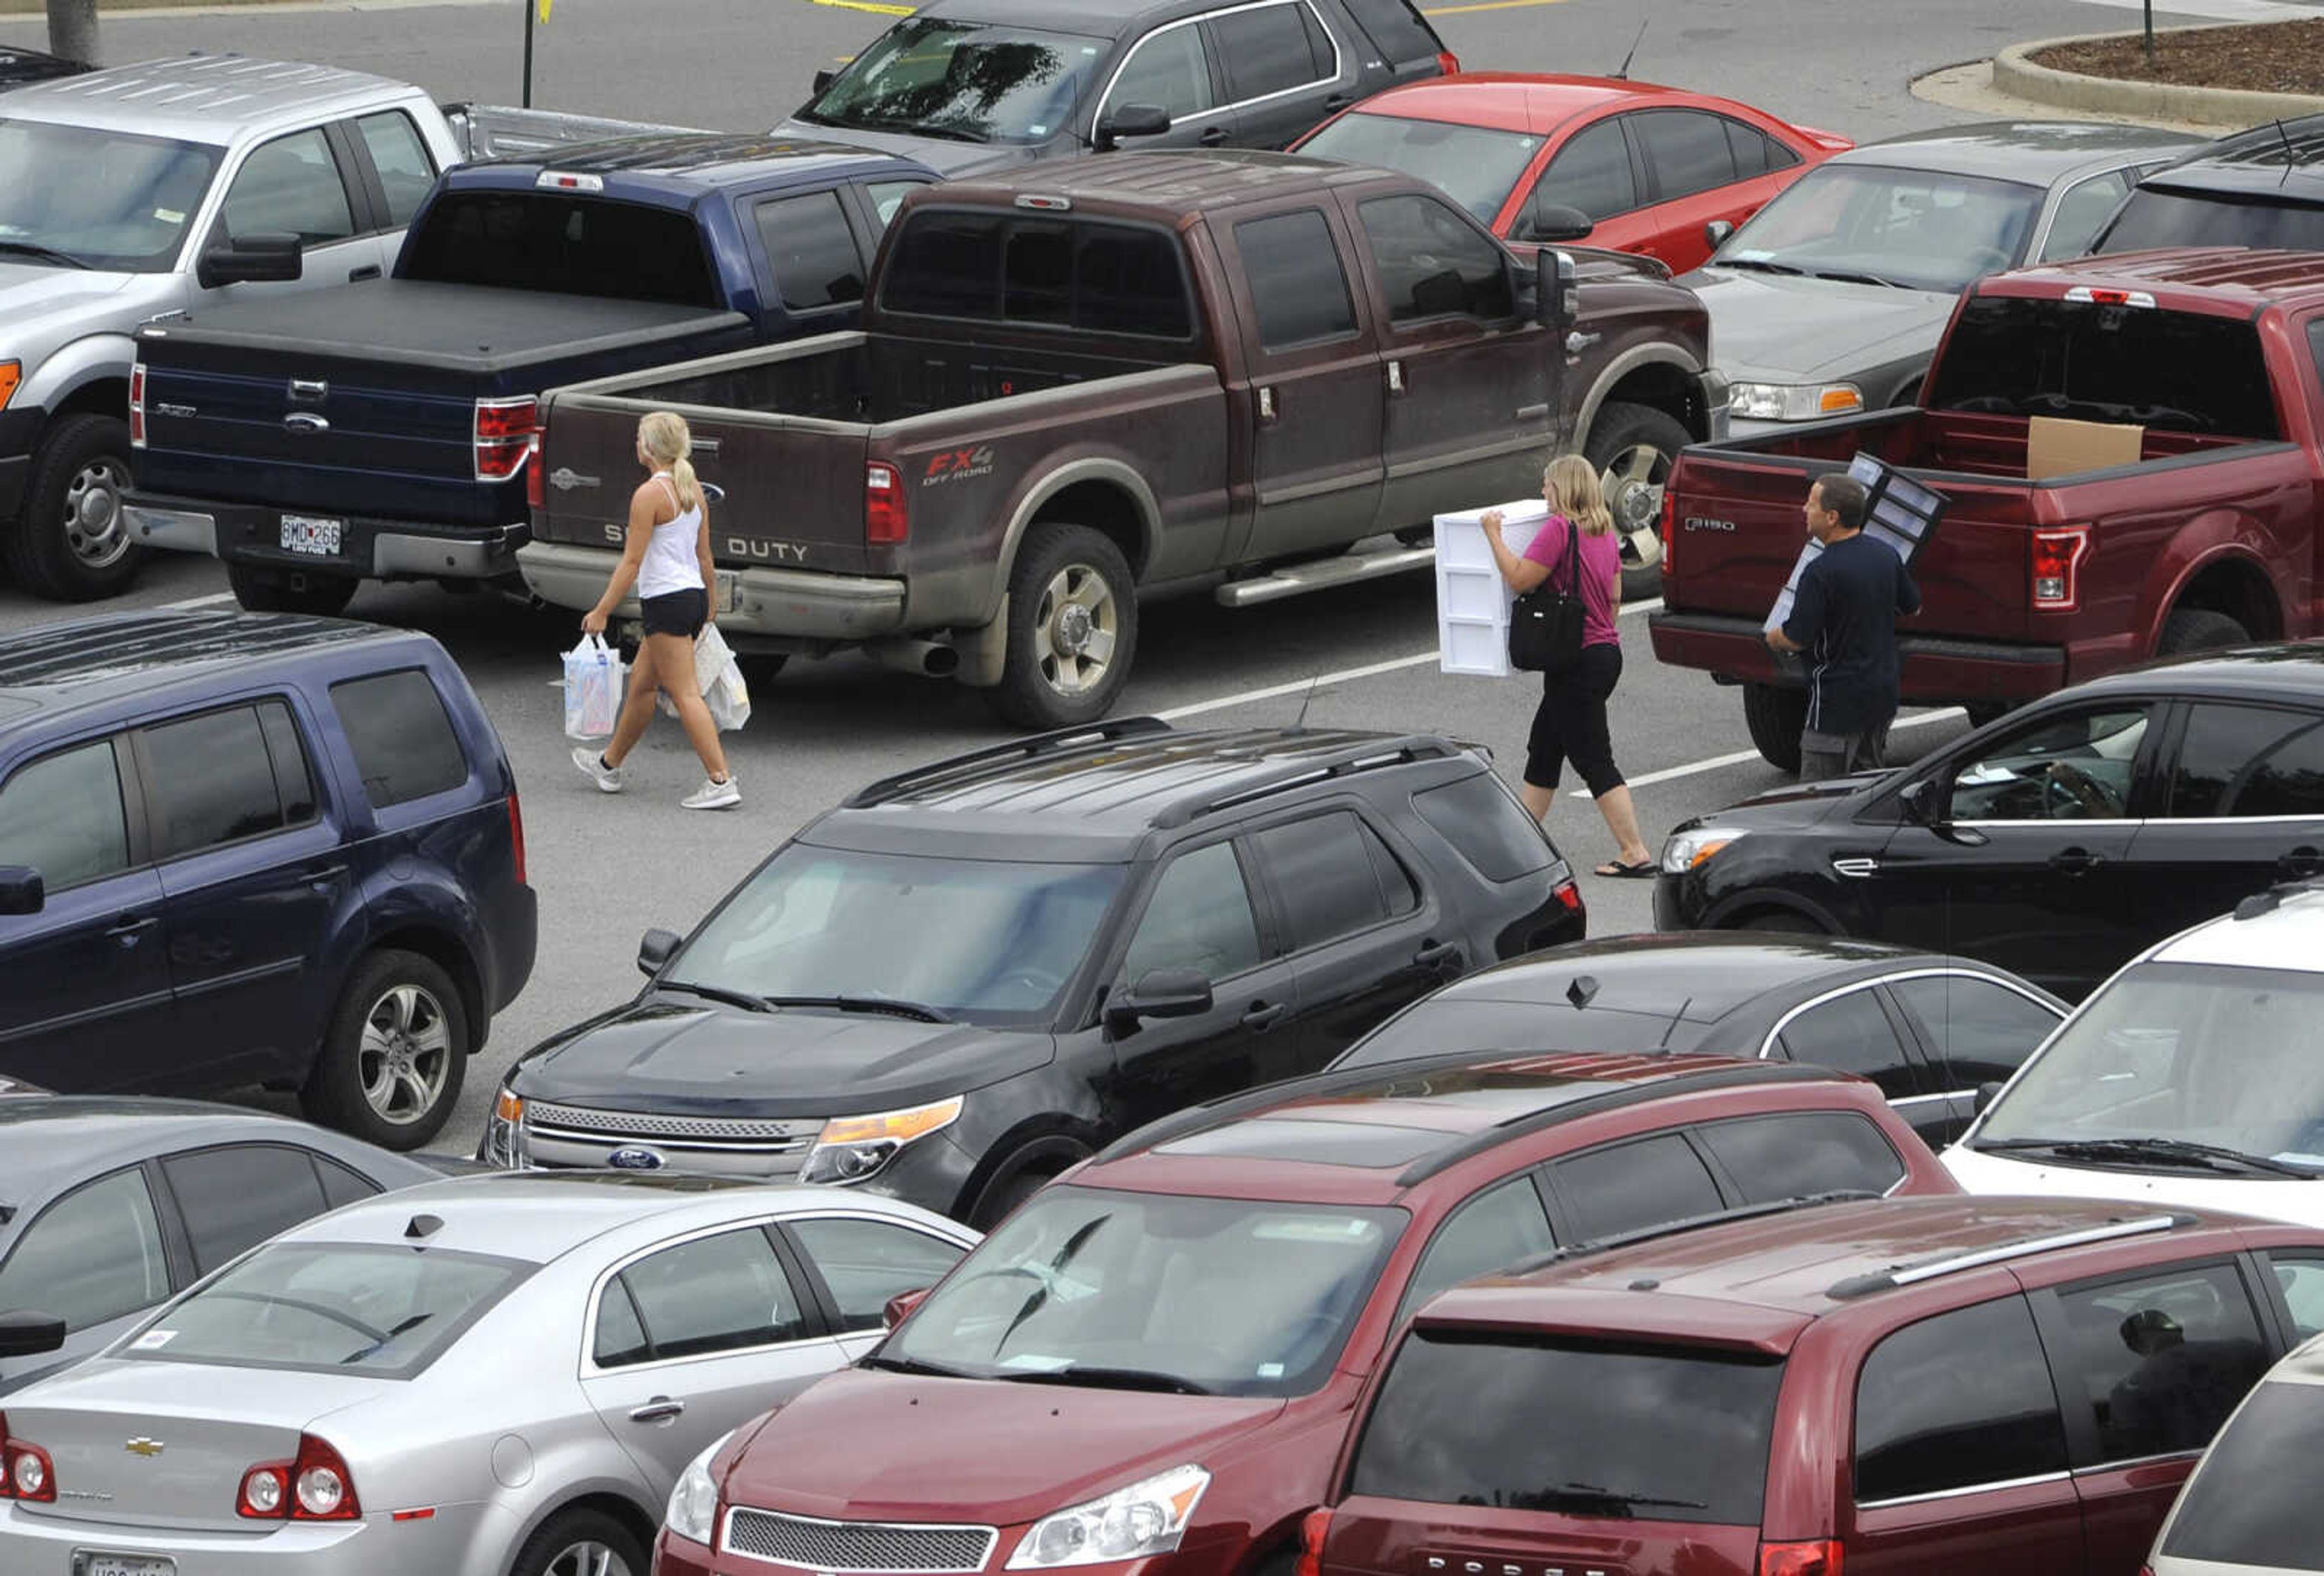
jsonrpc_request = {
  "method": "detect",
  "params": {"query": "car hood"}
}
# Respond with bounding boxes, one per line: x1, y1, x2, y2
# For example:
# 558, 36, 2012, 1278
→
768, 120, 1037, 176
720, 1367, 1287, 1525
509, 997, 1055, 1115
1943, 1144, 2324, 1226
1678, 266, 1955, 380
1679, 772, 1888, 838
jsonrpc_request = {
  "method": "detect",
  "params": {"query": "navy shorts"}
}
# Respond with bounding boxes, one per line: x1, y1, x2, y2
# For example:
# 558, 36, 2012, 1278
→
640, 588, 707, 639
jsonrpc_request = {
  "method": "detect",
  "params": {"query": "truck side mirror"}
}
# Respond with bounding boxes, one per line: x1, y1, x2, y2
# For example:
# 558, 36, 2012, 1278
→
1105, 967, 1213, 1034
1704, 218, 1736, 251
1526, 203, 1594, 244
197, 231, 303, 290
882, 1287, 931, 1330
0, 1309, 67, 1359
637, 927, 681, 977
1095, 103, 1171, 151
1535, 249, 1579, 333
0, 865, 42, 916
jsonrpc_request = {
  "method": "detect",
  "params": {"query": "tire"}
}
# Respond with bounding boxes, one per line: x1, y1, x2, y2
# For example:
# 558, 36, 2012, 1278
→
736, 652, 789, 688
970, 1166, 1053, 1230
301, 949, 469, 1151
227, 562, 359, 617
1583, 401, 1690, 602
1393, 523, 1434, 549
3, 413, 142, 602
1739, 909, 1824, 934
1742, 681, 1808, 773
511, 1506, 647, 1576
2157, 607, 2248, 657
989, 522, 1137, 731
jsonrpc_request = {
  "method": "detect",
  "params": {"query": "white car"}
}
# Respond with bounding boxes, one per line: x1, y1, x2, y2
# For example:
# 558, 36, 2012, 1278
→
2147, 1328, 2324, 1573
1944, 884, 2324, 1223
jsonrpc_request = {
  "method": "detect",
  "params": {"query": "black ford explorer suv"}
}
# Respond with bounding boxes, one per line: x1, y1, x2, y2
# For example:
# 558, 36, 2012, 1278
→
481, 716, 1584, 1224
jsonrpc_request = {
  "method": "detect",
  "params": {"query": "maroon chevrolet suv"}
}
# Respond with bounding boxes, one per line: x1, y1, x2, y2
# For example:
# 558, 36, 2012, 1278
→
1313, 1196, 2324, 1576
653, 1050, 1957, 1576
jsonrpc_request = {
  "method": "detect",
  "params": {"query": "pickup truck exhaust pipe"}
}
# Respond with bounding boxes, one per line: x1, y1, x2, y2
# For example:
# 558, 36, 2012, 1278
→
868, 638, 960, 679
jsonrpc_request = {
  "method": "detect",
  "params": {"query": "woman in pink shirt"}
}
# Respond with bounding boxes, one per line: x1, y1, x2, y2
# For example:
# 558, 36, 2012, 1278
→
1482, 455, 1655, 878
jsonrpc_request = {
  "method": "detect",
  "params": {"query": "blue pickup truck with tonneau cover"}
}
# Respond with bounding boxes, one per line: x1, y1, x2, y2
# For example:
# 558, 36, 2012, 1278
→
123, 133, 937, 614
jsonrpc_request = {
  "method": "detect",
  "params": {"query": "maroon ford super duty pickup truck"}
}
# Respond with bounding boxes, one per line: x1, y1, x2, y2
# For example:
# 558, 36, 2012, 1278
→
520, 150, 1722, 727
1650, 246, 2324, 770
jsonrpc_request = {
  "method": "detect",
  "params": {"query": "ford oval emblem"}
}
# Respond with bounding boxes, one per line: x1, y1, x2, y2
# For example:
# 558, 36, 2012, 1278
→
607, 1147, 666, 1171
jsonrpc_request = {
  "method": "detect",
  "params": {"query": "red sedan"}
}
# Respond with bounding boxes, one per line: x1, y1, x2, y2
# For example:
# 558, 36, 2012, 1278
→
1293, 73, 1851, 274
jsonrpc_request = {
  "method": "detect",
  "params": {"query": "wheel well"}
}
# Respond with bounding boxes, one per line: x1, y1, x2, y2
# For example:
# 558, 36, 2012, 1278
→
368, 925, 488, 1054
1032, 482, 1148, 577
54, 379, 130, 425
1600, 363, 1707, 441
510, 1492, 659, 1575
961, 1134, 1092, 1223
2174, 557, 2281, 641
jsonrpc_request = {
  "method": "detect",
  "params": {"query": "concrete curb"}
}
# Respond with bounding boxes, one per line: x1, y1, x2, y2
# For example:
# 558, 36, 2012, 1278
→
1994, 26, 2324, 126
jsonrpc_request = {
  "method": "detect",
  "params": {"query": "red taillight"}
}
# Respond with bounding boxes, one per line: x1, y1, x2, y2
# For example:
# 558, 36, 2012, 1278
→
1658, 483, 1677, 576
525, 442, 545, 511
865, 459, 908, 545
1552, 878, 1583, 911
1435, 50, 1460, 76
474, 396, 539, 483
0, 1411, 56, 1503
128, 363, 146, 448
1293, 1508, 1332, 1576
1758, 1540, 1842, 1576
240, 1434, 359, 1521
2030, 525, 2090, 611
507, 790, 527, 886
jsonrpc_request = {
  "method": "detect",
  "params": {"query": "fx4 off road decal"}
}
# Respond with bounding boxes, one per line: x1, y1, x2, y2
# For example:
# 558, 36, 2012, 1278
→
922, 446, 996, 487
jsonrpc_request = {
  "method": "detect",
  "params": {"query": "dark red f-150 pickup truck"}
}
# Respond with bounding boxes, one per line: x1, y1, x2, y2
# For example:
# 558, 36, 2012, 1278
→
1651, 247, 2324, 770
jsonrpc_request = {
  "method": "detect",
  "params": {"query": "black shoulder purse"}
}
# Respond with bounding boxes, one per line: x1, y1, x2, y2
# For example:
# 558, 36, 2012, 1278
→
1508, 516, 1587, 674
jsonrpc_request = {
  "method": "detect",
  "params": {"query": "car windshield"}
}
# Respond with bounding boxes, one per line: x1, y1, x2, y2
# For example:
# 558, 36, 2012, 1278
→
1712, 162, 2042, 294
1975, 962, 2324, 1174
669, 844, 1124, 1026
798, 18, 1106, 147
1333, 999, 1706, 1068
0, 118, 221, 271
1299, 113, 1541, 225
119, 1244, 530, 1378
884, 1187, 1405, 1397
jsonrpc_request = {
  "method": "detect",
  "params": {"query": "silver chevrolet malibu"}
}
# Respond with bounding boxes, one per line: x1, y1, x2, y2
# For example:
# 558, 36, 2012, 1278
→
0, 1171, 976, 1576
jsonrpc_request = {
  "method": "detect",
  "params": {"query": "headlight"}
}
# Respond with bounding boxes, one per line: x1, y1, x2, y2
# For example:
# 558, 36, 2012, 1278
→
666, 1431, 734, 1548
1728, 381, 1861, 422
1661, 827, 1745, 875
801, 1096, 964, 1185
1006, 1464, 1210, 1570
479, 1086, 529, 1169
0, 360, 18, 411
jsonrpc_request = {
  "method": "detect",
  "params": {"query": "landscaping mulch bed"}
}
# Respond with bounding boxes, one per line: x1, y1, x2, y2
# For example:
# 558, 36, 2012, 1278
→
2032, 18, 2324, 96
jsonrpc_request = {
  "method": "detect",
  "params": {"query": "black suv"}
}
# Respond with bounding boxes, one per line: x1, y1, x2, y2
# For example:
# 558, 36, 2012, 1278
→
482, 717, 1584, 1224
2093, 113, 2324, 254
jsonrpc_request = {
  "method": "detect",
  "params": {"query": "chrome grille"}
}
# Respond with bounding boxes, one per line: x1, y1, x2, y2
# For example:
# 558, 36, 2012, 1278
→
723, 1509, 997, 1573
525, 1101, 816, 1148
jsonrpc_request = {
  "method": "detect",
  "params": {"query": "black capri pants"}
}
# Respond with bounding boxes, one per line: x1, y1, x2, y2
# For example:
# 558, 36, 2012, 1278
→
1525, 642, 1626, 796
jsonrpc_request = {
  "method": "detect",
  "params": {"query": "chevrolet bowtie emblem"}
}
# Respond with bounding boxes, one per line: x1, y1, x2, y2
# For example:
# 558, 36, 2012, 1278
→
123, 1437, 165, 1457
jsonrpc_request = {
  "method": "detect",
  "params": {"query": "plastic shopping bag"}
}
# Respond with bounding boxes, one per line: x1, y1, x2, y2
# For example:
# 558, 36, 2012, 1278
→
562, 634, 625, 740
696, 624, 752, 733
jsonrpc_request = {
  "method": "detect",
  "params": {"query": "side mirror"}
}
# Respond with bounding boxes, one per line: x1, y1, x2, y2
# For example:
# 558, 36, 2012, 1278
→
1704, 218, 1736, 251
1104, 967, 1214, 1034
1095, 103, 1171, 150
812, 68, 836, 95
1974, 1081, 2004, 1116
882, 1286, 931, 1330
637, 927, 681, 977
1898, 779, 1938, 826
0, 865, 42, 916
1535, 248, 1579, 333
1527, 203, 1594, 244
196, 231, 302, 289
0, 1309, 67, 1359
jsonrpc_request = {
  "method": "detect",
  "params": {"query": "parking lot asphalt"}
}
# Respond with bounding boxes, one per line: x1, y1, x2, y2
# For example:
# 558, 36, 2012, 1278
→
0, 0, 2219, 1149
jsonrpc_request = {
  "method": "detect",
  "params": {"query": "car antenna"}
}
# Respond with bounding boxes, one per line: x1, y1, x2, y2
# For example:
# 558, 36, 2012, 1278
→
1290, 673, 1322, 732
1657, 994, 1692, 1049
1611, 18, 1649, 80
2276, 119, 2298, 188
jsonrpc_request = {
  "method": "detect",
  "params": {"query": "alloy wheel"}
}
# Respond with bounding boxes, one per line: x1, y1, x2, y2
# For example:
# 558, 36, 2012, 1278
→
1598, 441, 1669, 569
358, 983, 453, 1126
1034, 563, 1118, 697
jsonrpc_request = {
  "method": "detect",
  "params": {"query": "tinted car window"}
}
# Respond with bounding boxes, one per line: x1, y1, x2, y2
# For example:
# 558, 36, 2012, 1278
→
1411, 773, 1552, 882
1946, 707, 2149, 822
219, 127, 352, 247
2099, 188, 2324, 256
354, 110, 435, 229
1357, 193, 1514, 323
330, 670, 470, 810
1551, 1132, 1724, 1241
757, 188, 866, 311
1775, 988, 1921, 1099
314, 1157, 379, 1211
1889, 974, 2060, 1086
160, 1146, 330, 1277
1537, 117, 1636, 222
256, 701, 317, 825
1725, 119, 1796, 178
402, 192, 718, 306
616, 1227, 809, 1361
1397, 1175, 1555, 1322
789, 1216, 966, 1332
1338, 0, 1440, 60
2035, 169, 2130, 262
1693, 1111, 1905, 1201
2047, 1262, 2271, 1463
1635, 110, 1736, 201
0, 739, 130, 892
883, 214, 1193, 338
1213, 2, 1330, 102
1236, 209, 1359, 349
2170, 703, 2324, 818
1252, 814, 1403, 951
1104, 23, 1212, 122
2160, 1382, 2324, 1566
1123, 841, 1263, 982
1854, 1296, 2068, 1502
140, 706, 295, 858
2237, 719, 2324, 817
0, 1167, 169, 1331
593, 1278, 652, 1367
1352, 1331, 1785, 1526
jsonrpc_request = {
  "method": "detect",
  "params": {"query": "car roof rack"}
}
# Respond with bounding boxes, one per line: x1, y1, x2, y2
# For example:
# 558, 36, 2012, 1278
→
1150, 737, 1468, 829
841, 715, 1176, 808
1498, 1189, 1883, 1279
1825, 1211, 2194, 1299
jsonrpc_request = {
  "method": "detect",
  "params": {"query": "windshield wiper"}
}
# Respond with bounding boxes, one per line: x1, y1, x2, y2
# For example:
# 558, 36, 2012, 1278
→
658, 979, 773, 1014
858, 1353, 977, 1379
0, 240, 90, 270
847, 114, 991, 144
1809, 268, 1906, 288
1977, 1136, 2314, 1178
996, 1365, 1215, 1396
1519, 1482, 1706, 1518
763, 994, 953, 1024
1713, 257, 1806, 275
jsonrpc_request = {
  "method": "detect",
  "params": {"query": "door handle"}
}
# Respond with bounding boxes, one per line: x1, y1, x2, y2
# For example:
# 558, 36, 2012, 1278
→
347, 265, 381, 282
1413, 940, 1460, 968
1515, 402, 1550, 421
303, 862, 349, 890
284, 412, 330, 434
106, 914, 159, 945
1199, 126, 1229, 146
1322, 92, 1354, 110
1239, 1000, 1289, 1031
1564, 330, 1601, 355
628, 1396, 686, 1425
2049, 846, 2102, 875
1257, 386, 1277, 423
1386, 360, 1405, 395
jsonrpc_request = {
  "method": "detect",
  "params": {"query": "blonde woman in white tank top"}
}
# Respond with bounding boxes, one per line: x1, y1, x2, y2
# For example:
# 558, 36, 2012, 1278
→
571, 411, 739, 810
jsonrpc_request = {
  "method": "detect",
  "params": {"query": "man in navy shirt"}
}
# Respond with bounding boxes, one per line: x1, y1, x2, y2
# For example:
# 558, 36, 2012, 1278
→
1766, 473, 1921, 780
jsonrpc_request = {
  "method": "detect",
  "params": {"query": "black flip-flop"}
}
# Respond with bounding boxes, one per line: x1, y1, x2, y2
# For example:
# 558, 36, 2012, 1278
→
1594, 858, 1658, 879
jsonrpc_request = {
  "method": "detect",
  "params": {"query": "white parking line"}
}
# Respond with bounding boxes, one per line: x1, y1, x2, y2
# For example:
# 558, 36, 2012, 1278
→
160, 591, 238, 610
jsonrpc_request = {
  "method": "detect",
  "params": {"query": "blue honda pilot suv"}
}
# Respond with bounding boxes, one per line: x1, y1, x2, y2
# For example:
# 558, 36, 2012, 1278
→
0, 611, 535, 1148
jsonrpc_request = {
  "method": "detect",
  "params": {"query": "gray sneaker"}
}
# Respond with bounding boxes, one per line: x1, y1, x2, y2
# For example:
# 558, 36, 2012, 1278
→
682, 774, 741, 811
571, 746, 625, 793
